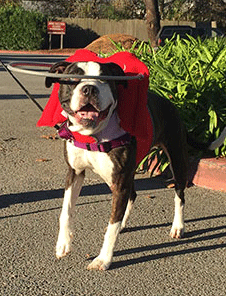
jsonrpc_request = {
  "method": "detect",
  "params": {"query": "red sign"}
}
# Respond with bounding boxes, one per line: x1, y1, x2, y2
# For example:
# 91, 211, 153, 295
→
47, 21, 66, 35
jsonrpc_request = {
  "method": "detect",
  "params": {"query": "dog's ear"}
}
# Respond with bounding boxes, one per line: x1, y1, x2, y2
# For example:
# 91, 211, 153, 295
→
45, 61, 71, 88
104, 63, 128, 88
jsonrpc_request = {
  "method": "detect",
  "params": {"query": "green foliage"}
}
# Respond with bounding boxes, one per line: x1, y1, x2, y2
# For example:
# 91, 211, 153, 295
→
147, 37, 226, 157
107, 36, 226, 172
0, 4, 47, 50
69, 0, 145, 20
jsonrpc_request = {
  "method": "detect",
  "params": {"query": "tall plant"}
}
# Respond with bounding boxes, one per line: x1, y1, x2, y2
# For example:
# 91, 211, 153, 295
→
108, 36, 226, 172
146, 36, 226, 157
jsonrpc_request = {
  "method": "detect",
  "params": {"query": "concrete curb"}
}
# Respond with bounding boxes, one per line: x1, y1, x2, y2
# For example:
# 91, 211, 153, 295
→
192, 157, 226, 192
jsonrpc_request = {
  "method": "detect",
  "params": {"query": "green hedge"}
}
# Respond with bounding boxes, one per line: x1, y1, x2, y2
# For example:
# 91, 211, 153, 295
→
0, 5, 47, 50
108, 37, 226, 173
110, 36, 226, 159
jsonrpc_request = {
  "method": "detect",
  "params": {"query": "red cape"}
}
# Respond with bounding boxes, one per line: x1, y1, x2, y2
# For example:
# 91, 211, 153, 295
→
37, 49, 153, 164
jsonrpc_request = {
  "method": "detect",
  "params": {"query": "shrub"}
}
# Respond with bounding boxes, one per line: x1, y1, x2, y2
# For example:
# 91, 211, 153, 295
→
69, 0, 145, 20
0, 4, 47, 50
108, 36, 226, 171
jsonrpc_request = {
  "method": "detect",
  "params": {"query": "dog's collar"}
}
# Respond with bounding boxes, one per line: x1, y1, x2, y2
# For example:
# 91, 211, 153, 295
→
58, 121, 132, 153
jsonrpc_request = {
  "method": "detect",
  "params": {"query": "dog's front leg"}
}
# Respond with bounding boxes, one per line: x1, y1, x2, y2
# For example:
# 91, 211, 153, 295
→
56, 169, 85, 259
87, 185, 129, 270
120, 183, 137, 231
87, 221, 121, 271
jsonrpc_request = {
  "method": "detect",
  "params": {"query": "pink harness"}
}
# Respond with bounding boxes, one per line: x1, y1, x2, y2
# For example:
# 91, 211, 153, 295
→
58, 121, 132, 153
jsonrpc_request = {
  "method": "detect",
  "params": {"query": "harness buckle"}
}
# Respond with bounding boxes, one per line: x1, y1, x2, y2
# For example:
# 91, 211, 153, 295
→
99, 142, 112, 153
86, 143, 91, 151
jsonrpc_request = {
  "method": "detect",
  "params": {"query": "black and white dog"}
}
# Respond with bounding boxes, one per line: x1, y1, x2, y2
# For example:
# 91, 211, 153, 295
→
46, 60, 226, 270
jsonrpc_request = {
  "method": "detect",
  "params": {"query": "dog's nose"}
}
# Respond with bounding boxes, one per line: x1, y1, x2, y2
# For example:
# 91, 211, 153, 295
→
82, 85, 99, 97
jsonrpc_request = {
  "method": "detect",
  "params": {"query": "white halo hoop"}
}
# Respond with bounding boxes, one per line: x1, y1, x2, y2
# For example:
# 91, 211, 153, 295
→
7, 62, 144, 81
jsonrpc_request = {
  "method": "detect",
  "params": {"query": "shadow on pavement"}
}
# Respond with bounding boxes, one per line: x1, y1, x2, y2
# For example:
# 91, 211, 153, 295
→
84, 215, 226, 270
0, 176, 166, 209
110, 241, 226, 270
110, 221, 226, 269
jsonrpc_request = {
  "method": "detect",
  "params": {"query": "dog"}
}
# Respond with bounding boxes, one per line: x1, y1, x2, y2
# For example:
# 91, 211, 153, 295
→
45, 60, 226, 270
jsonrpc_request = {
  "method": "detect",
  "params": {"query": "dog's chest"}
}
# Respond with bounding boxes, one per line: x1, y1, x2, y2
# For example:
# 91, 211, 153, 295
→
66, 141, 115, 186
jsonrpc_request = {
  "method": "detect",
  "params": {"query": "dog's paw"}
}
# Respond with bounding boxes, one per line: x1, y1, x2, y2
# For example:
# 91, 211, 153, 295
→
55, 232, 73, 259
170, 225, 185, 239
87, 256, 111, 271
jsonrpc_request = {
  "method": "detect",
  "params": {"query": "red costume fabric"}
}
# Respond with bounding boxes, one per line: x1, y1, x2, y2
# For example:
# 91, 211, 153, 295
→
37, 49, 153, 164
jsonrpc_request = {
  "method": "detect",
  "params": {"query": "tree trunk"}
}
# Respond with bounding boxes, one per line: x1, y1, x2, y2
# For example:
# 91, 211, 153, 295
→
144, 0, 161, 47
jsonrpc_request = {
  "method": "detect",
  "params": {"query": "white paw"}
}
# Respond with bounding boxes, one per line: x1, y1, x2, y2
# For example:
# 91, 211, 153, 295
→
55, 232, 73, 259
170, 225, 185, 239
87, 256, 111, 271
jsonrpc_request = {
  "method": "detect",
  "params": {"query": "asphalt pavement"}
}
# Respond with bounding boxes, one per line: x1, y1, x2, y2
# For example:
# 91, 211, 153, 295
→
0, 54, 226, 296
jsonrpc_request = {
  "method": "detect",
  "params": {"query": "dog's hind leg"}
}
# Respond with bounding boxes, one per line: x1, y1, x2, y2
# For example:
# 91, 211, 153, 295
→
171, 190, 185, 239
56, 168, 85, 259
147, 92, 188, 238
162, 136, 188, 239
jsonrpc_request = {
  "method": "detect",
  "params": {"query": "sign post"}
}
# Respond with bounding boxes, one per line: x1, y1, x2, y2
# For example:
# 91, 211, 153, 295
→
47, 21, 66, 50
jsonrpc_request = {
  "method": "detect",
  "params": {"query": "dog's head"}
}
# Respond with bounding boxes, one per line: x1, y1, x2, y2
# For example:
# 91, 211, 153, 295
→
45, 61, 127, 135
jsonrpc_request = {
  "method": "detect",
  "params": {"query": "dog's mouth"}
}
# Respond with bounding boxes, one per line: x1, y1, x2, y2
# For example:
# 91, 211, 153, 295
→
73, 103, 111, 126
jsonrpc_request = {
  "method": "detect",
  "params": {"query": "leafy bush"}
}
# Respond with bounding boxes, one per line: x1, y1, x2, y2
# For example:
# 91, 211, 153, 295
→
0, 4, 47, 50
108, 36, 226, 171
69, 0, 145, 20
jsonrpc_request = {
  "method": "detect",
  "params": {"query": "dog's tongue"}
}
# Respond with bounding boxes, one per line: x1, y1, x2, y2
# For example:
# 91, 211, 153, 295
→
77, 104, 99, 120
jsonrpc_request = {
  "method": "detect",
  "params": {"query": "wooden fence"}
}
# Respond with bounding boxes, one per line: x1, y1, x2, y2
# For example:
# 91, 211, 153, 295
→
54, 18, 216, 48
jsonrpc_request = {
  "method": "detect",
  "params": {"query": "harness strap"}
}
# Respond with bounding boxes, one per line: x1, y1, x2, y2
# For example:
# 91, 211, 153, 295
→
58, 122, 132, 153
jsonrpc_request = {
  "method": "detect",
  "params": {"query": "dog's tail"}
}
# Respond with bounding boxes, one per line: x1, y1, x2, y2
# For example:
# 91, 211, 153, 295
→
208, 127, 226, 150
187, 127, 226, 151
